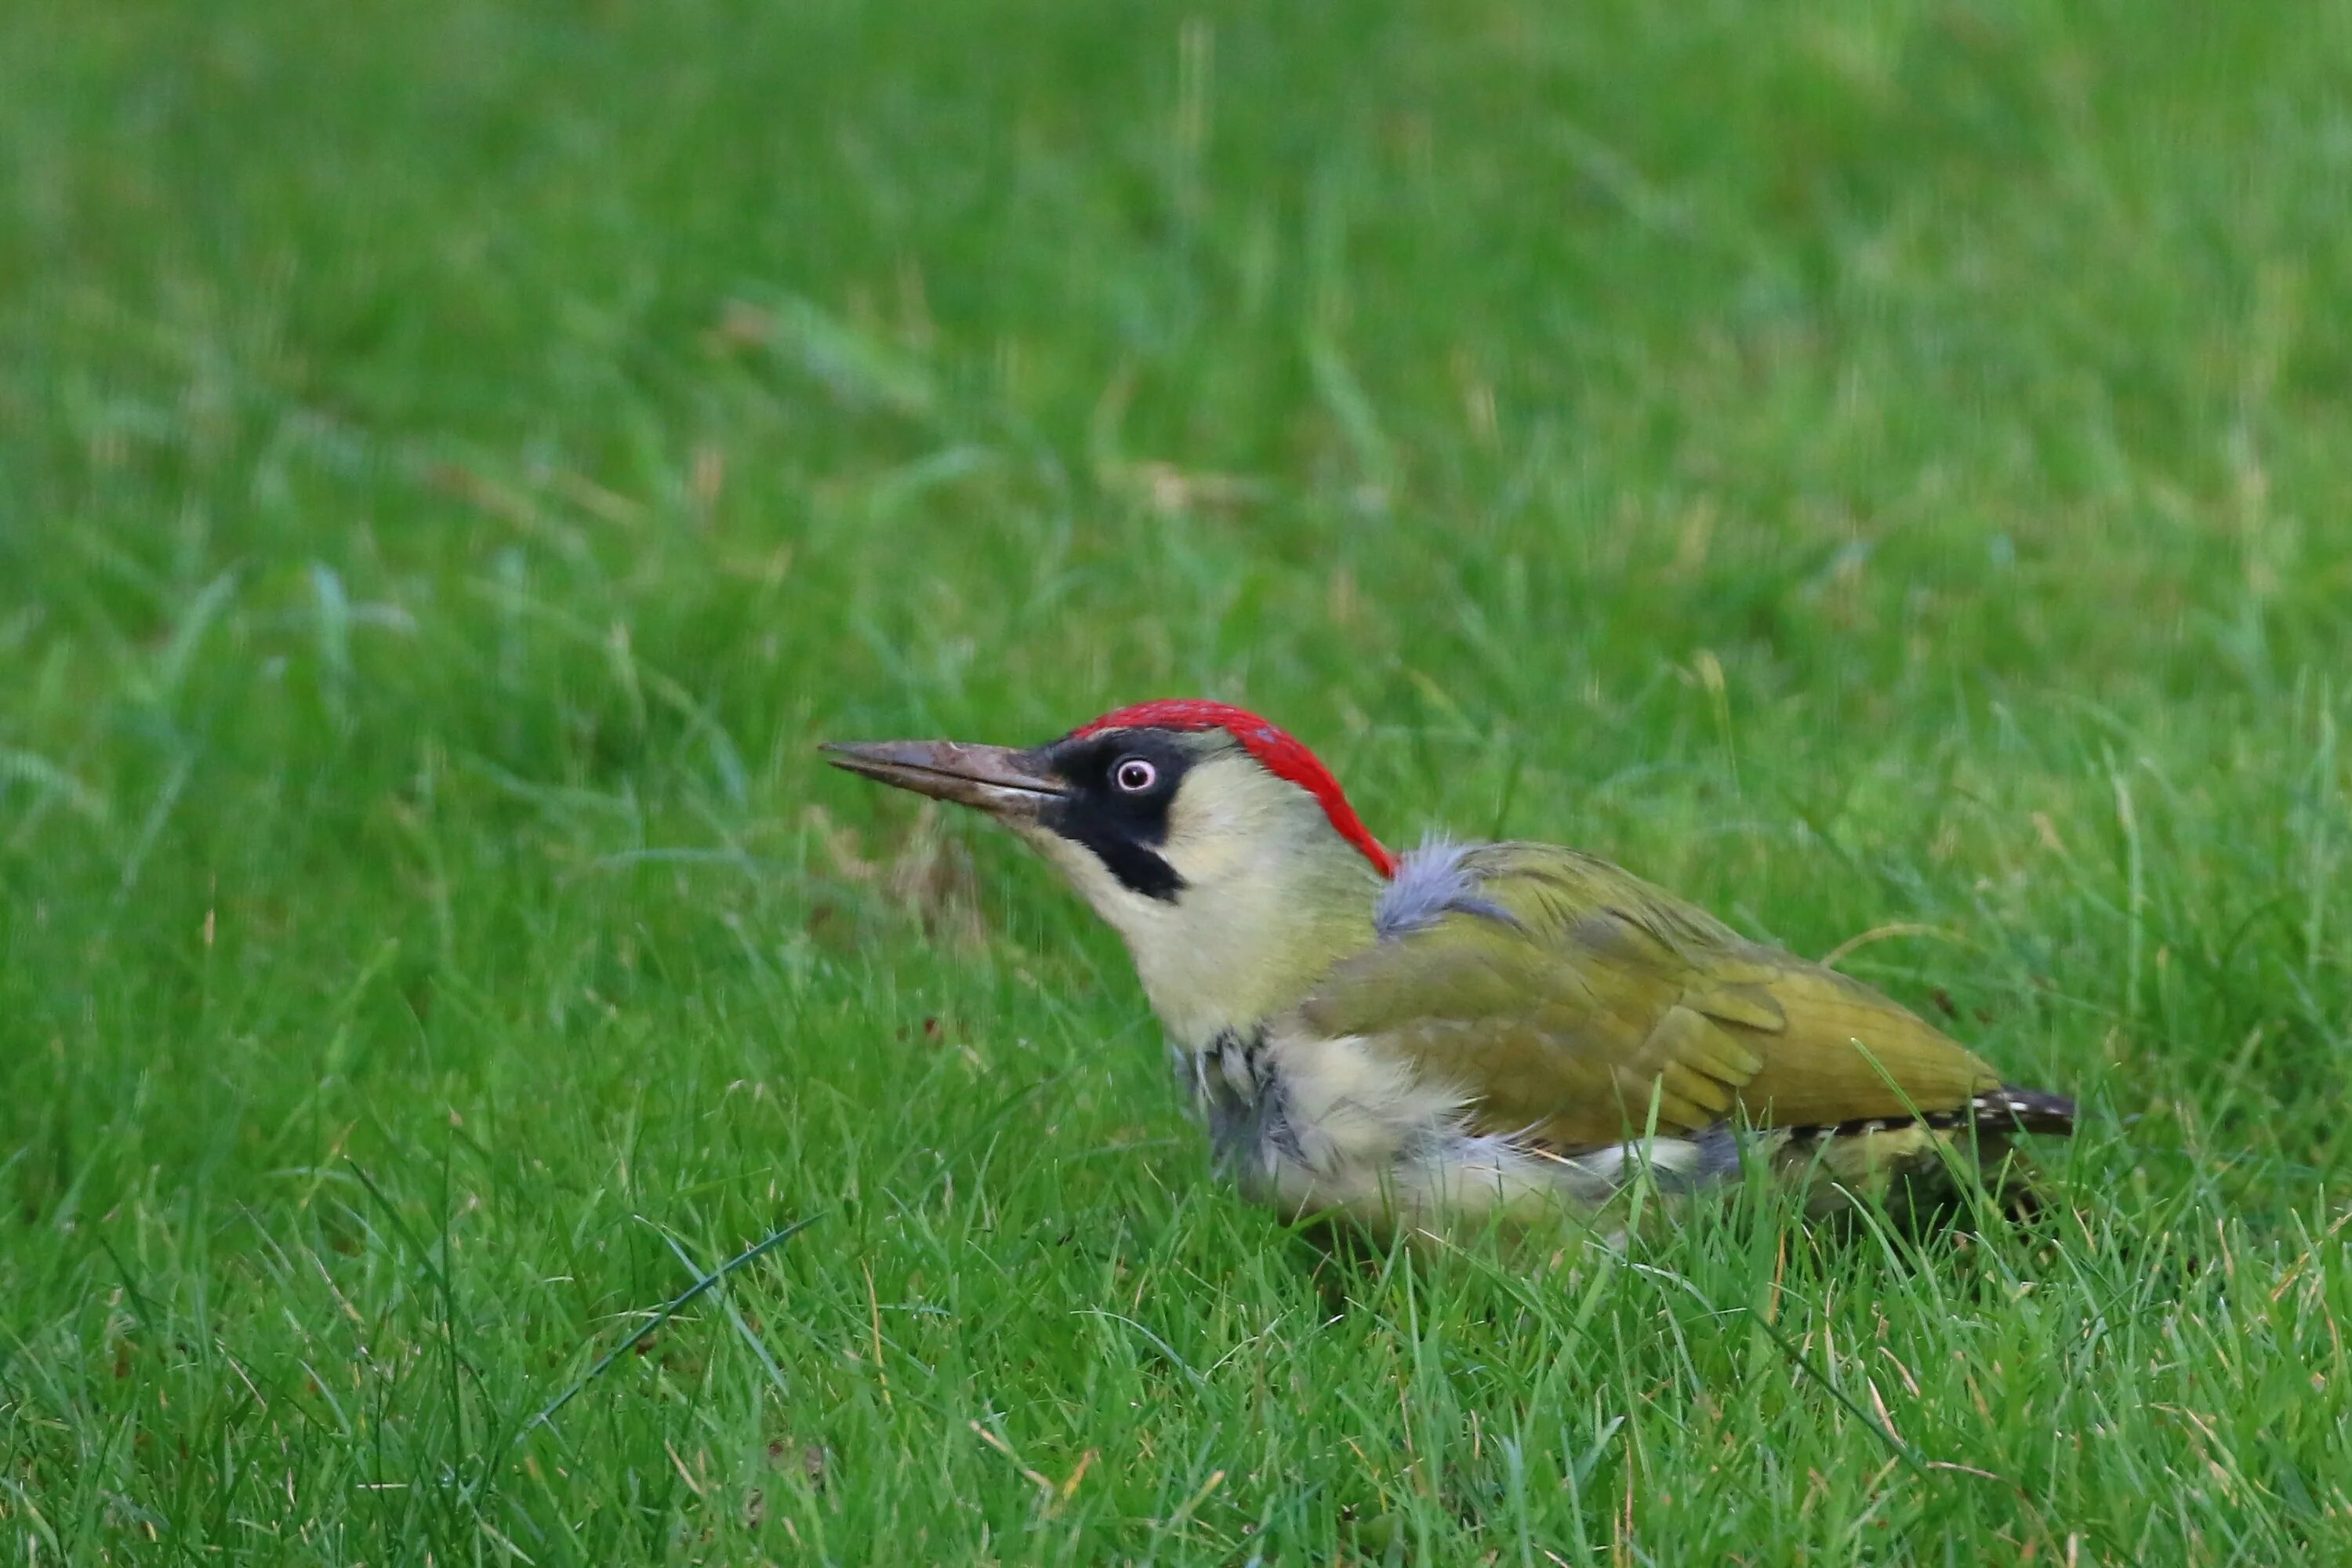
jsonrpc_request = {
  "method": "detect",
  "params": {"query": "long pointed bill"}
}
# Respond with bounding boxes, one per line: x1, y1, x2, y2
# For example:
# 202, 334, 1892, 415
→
820, 739, 1065, 821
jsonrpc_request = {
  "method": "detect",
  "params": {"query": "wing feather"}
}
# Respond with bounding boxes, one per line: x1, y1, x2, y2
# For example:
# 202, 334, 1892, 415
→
1296, 843, 2003, 1150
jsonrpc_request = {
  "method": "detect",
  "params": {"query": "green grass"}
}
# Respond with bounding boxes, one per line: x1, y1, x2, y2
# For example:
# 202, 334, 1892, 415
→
5, 0, 2352, 1559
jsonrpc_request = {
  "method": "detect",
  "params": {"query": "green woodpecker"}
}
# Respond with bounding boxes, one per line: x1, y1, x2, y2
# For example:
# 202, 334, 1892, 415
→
824, 700, 2073, 1234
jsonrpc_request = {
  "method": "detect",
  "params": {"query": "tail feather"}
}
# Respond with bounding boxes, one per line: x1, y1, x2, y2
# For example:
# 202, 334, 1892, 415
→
1779, 1083, 2077, 1145
1775, 1084, 2074, 1227
1967, 1085, 2075, 1137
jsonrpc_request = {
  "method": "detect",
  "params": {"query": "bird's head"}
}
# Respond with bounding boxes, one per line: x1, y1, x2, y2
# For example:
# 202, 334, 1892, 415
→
823, 700, 1394, 1044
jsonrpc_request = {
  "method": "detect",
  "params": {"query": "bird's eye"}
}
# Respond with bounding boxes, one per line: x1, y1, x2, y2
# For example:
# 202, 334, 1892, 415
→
1112, 757, 1158, 793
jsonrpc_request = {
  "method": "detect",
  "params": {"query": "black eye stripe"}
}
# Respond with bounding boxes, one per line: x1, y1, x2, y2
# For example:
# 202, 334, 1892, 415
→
1035, 731, 1195, 901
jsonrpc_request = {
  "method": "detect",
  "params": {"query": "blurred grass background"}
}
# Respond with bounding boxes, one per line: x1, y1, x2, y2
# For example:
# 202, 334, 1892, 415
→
4, 0, 2351, 1560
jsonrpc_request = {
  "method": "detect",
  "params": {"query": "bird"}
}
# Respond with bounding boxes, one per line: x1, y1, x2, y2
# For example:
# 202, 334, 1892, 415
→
822, 699, 2074, 1238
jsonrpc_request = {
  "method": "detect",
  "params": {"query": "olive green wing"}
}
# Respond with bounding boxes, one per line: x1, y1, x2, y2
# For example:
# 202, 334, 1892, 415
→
1296, 844, 2002, 1149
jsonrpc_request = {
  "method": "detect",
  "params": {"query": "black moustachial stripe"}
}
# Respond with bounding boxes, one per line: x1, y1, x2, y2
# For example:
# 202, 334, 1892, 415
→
1033, 731, 1196, 902
1046, 803, 1185, 901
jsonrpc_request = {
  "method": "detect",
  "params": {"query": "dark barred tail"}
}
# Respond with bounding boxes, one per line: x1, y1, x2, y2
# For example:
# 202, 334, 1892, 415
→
1967, 1085, 2076, 1138
1778, 1084, 2075, 1229
1776, 1084, 2077, 1148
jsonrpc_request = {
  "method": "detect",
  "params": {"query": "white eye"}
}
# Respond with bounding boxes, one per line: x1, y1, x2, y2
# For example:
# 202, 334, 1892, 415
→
1113, 757, 1158, 793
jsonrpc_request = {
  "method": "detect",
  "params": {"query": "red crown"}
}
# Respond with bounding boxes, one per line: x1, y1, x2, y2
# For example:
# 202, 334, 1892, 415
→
1073, 700, 1396, 877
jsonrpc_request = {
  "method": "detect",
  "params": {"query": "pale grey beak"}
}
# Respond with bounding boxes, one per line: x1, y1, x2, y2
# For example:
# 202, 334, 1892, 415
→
821, 739, 1066, 821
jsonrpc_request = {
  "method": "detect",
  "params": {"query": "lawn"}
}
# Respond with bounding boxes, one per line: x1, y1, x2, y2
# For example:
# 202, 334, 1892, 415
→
5, 0, 2352, 1560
